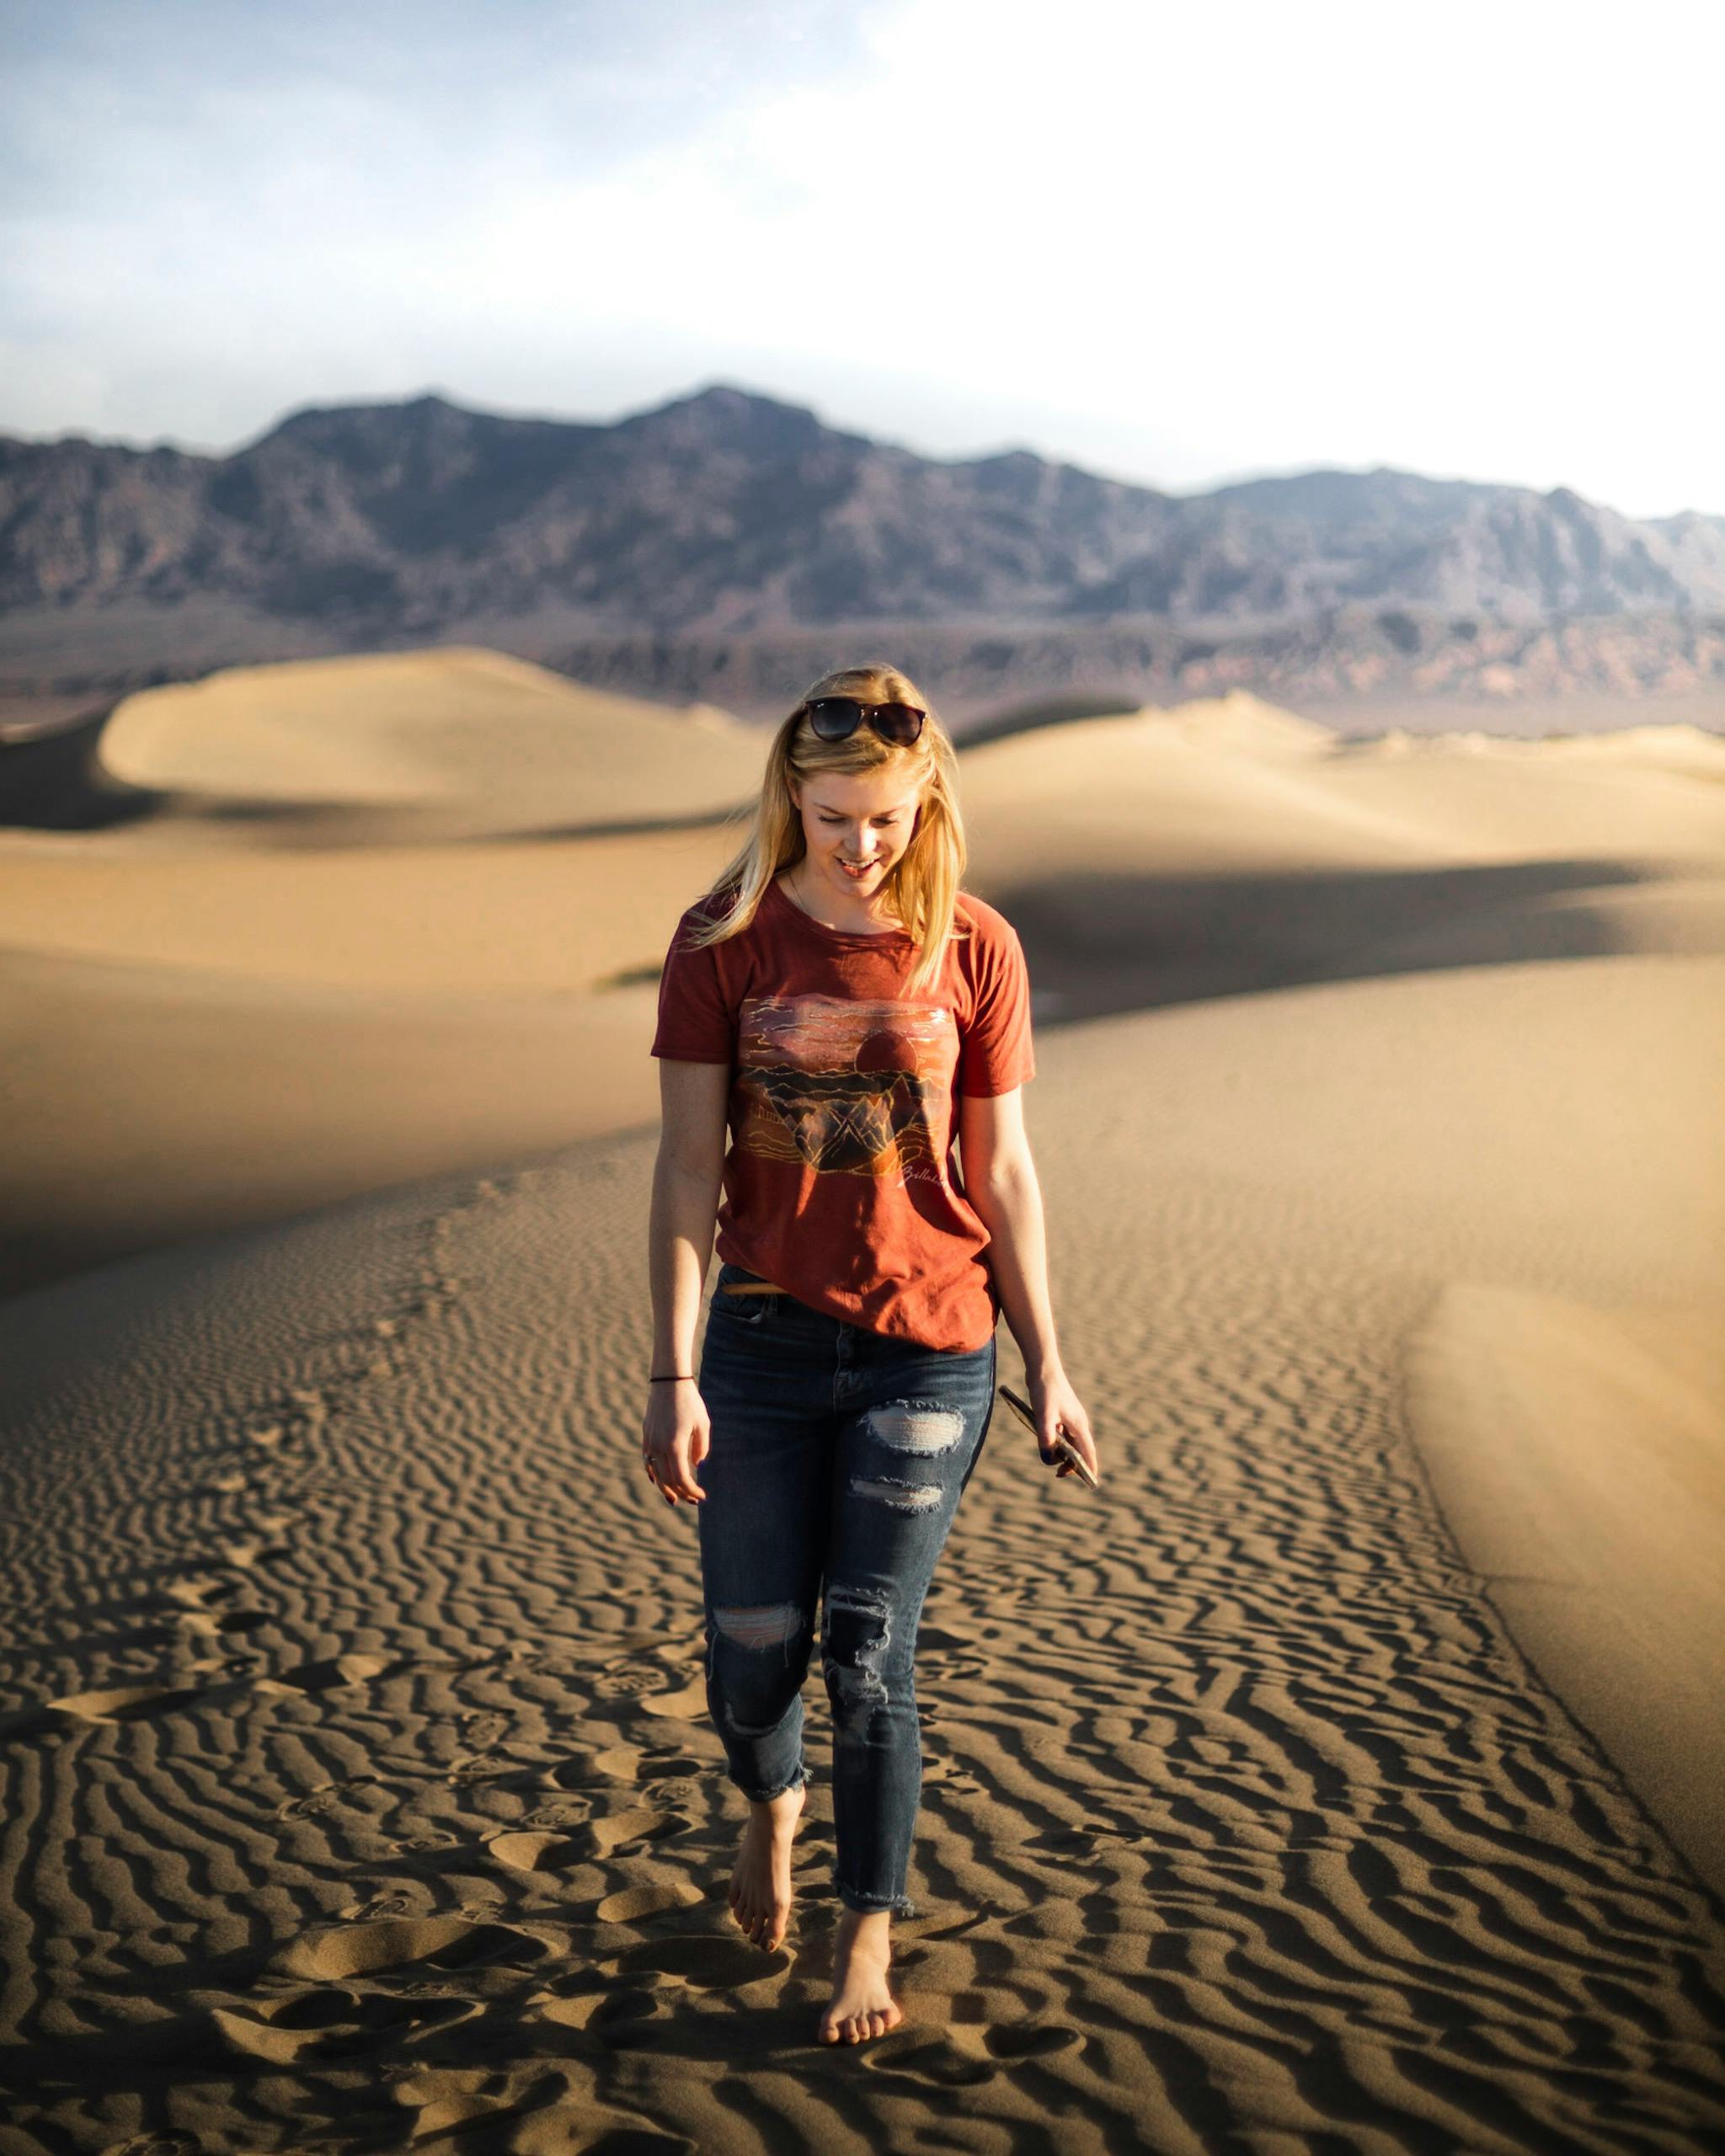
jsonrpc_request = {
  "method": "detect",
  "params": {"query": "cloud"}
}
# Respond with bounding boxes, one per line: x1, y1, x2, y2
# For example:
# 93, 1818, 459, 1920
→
2, 0, 1721, 515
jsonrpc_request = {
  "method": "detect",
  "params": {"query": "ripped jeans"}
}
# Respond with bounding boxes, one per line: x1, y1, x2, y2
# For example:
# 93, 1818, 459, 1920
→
694, 1261, 997, 1918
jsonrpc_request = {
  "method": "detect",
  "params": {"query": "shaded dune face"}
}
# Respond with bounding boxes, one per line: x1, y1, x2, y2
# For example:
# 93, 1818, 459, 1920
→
737, 995, 956, 1179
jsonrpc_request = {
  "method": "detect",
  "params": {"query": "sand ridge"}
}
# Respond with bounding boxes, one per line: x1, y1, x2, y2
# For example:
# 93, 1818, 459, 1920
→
7, 660, 1725, 1299
97, 645, 761, 831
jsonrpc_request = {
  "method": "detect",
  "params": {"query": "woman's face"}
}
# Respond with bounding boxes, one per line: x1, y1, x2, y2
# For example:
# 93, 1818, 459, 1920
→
788, 766, 926, 908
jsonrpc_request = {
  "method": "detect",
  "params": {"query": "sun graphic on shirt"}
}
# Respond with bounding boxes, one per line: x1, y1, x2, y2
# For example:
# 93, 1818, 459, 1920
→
735, 995, 959, 1179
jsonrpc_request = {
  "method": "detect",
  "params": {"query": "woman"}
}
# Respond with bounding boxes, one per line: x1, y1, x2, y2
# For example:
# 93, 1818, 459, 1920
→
644, 661, 1099, 2047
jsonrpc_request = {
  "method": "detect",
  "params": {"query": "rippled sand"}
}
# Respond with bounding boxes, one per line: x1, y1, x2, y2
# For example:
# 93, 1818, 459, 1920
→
2, 653, 1722, 2150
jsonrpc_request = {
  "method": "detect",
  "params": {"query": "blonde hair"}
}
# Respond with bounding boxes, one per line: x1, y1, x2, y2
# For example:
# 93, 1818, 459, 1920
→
683, 661, 969, 1000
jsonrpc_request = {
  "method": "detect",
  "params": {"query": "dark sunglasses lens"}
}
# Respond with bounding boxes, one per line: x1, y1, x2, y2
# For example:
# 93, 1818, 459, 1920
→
806, 697, 861, 738
804, 697, 925, 744
873, 704, 925, 743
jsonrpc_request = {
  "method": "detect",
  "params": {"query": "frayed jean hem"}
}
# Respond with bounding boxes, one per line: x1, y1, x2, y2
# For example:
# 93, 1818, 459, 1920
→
734, 1761, 812, 1805
836, 1880, 916, 1919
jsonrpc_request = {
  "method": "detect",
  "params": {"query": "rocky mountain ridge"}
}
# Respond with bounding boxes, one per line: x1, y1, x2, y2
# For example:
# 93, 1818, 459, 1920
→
3, 383, 1722, 728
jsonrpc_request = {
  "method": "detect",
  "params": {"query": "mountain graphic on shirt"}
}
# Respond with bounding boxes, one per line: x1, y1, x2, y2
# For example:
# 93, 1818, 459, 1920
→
736, 994, 958, 1181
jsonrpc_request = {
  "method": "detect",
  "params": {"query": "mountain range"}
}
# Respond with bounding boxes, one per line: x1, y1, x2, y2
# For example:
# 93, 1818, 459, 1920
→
3, 383, 1723, 729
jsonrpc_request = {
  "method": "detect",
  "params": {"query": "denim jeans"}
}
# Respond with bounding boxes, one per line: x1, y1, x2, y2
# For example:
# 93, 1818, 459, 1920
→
694, 1260, 998, 1917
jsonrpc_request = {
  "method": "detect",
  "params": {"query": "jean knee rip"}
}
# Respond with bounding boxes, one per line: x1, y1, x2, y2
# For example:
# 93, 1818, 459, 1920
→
712, 1602, 805, 1655
851, 1475, 943, 1513
823, 1584, 891, 1747
866, 1401, 965, 1455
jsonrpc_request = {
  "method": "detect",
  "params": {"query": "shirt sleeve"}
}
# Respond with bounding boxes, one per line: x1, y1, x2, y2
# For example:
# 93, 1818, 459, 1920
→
649, 912, 736, 1065
958, 915, 1036, 1097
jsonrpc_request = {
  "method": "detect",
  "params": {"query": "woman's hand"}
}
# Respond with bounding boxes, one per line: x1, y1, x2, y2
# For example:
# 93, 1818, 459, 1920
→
641, 1378, 711, 1506
1029, 1366, 1100, 1485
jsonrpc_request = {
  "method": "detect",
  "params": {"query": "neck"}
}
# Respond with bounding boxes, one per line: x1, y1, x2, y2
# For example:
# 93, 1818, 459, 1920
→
788, 859, 900, 931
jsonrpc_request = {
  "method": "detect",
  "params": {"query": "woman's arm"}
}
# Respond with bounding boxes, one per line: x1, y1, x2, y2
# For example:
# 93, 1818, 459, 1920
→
958, 1086, 1099, 1481
643, 1059, 729, 1505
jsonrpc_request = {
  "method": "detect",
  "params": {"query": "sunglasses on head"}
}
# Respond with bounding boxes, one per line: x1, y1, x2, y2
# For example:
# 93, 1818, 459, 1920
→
803, 696, 927, 746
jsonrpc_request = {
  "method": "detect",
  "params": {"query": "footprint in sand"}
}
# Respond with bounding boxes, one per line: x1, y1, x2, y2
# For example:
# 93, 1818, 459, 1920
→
520, 1799, 595, 1830
339, 1890, 415, 1920
47, 1685, 202, 1724
1026, 1824, 1124, 1861
638, 1777, 702, 1809
257, 1652, 403, 1695
533, 1984, 666, 2039
274, 1774, 382, 1821
486, 1806, 683, 1874
637, 1678, 709, 1721
173, 1610, 266, 1646
447, 1752, 513, 1787
162, 1575, 243, 1611
219, 1540, 291, 1570
593, 1668, 672, 1700
270, 1914, 548, 1983
594, 1880, 705, 1924
485, 1828, 585, 1875
545, 1743, 648, 1786
614, 1934, 783, 1988
861, 2034, 997, 2087
984, 2021, 1081, 2061
208, 1983, 482, 2064
458, 1710, 513, 1750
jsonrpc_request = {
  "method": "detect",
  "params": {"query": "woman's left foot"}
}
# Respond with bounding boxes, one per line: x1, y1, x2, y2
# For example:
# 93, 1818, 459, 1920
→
820, 1907, 905, 2043
729, 1782, 805, 1952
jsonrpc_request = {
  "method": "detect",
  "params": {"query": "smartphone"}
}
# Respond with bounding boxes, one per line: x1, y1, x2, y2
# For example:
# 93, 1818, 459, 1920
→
998, 1384, 1100, 1490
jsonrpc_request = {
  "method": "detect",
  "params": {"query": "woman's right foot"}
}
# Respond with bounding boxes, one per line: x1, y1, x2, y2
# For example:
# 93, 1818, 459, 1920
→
729, 1781, 805, 1951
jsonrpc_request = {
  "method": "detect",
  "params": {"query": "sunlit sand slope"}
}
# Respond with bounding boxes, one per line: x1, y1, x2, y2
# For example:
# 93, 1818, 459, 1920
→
1405, 1284, 1725, 1897
96, 645, 760, 830
1, 952, 1721, 2151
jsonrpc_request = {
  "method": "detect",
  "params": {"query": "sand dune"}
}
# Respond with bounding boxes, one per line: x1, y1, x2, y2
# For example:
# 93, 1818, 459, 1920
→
98, 645, 761, 832
2, 954, 1722, 2149
7, 666, 1725, 1299
1406, 1283, 1725, 1896
960, 694, 1725, 873
3, 648, 1724, 2146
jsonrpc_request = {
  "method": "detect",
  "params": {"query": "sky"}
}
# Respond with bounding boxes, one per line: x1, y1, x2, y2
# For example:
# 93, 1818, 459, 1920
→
3, 0, 1722, 518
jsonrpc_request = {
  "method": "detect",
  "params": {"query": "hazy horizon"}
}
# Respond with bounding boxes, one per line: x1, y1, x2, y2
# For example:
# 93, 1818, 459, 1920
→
8, 375, 1722, 527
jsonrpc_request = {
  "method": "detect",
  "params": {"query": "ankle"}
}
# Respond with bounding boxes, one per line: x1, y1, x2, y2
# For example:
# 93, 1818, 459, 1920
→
750, 1785, 804, 1828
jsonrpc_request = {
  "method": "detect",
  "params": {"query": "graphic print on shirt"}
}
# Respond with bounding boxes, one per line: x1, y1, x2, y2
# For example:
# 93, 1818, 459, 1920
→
736, 994, 958, 1182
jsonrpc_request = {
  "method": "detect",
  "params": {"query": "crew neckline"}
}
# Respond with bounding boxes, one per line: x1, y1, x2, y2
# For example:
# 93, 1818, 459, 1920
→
767, 871, 915, 945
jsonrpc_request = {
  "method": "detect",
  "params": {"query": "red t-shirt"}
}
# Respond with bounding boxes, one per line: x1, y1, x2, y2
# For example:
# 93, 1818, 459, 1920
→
649, 873, 1036, 1351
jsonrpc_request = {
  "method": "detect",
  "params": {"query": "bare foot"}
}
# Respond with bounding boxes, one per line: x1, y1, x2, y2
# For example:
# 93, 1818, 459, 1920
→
820, 1907, 905, 2044
729, 1782, 805, 1951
